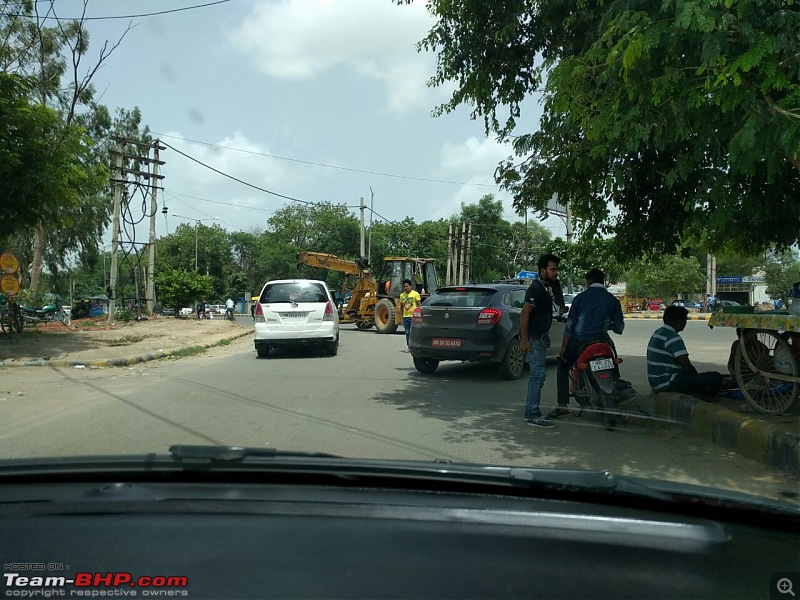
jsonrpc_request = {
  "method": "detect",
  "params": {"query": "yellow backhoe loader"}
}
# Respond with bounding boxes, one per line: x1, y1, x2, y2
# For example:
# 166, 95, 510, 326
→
296, 252, 438, 334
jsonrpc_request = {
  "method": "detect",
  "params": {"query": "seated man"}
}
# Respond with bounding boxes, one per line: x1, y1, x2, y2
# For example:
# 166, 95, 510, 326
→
647, 306, 723, 399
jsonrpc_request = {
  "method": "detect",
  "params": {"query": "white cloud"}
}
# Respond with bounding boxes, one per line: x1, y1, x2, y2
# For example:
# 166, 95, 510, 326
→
159, 131, 294, 231
230, 0, 439, 113
440, 137, 512, 173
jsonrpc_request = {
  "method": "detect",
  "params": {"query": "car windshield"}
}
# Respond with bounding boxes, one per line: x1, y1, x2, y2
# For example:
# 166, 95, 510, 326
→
1, 0, 798, 569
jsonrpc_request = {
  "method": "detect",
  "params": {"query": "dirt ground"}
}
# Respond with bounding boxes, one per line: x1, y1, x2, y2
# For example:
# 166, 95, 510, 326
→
0, 315, 253, 363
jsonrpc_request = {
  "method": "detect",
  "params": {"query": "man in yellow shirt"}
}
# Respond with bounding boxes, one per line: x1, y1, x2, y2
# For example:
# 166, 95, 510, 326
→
400, 279, 421, 350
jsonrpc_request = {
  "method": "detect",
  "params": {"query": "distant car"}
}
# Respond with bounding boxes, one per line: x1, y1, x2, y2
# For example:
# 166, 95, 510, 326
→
253, 279, 340, 358
161, 307, 176, 317
563, 293, 576, 313
648, 299, 664, 310
670, 300, 701, 309
180, 307, 194, 316
409, 284, 565, 380
719, 300, 742, 307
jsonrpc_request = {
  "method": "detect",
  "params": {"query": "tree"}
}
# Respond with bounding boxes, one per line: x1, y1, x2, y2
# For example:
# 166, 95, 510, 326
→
625, 255, 706, 300
407, 0, 800, 257
154, 268, 213, 314
764, 251, 800, 306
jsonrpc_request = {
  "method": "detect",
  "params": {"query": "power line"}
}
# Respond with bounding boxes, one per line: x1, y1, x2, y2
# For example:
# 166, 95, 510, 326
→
161, 141, 318, 206
35, 0, 231, 21
152, 132, 499, 188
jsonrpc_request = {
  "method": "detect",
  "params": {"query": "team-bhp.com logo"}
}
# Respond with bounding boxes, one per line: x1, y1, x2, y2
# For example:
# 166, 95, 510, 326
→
4, 572, 189, 596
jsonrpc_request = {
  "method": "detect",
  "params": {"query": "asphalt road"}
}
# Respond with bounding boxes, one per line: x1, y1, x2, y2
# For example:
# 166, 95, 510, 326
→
0, 320, 796, 503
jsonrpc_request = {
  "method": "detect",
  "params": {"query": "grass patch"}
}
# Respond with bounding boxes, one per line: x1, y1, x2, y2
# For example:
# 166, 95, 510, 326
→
216, 338, 231, 346
169, 346, 207, 359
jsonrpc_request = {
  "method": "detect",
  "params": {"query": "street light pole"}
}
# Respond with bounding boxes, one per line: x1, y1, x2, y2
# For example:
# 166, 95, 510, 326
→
172, 214, 218, 273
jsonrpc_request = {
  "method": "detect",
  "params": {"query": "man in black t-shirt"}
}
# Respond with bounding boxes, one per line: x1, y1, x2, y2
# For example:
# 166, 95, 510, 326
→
519, 254, 562, 428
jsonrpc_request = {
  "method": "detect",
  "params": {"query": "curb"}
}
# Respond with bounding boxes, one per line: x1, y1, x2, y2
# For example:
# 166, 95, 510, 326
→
645, 391, 800, 476
626, 314, 710, 321
0, 328, 254, 369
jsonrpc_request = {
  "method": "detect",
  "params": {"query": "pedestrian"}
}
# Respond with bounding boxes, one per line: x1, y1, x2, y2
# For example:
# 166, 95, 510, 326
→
646, 306, 723, 399
519, 253, 562, 428
197, 299, 206, 319
399, 279, 421, 350
550, 268, 629, 418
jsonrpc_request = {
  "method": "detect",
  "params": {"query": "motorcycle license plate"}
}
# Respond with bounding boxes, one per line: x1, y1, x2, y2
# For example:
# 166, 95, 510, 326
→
590, 358, 614, 372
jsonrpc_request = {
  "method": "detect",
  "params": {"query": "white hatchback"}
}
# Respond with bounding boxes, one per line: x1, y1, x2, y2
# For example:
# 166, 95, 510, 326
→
253, 279, 340, 358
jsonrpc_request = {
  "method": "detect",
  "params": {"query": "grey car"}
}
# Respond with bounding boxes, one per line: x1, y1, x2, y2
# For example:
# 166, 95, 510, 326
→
409, 284, 565, 379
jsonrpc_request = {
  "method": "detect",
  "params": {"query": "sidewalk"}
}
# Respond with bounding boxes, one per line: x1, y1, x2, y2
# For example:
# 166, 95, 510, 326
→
626, 312, 710, 321
635, 391, 800, 477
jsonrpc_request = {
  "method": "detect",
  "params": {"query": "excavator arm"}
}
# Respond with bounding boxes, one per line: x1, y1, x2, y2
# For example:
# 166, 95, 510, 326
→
297, 252, 363, 276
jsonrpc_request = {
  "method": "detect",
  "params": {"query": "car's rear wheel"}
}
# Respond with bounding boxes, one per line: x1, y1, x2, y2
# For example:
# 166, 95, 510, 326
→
374, 298, 398, 334
499, 337, 525, 380
325, 338, 339, 356
413, 357, 439, 374
256, 345, 270, 358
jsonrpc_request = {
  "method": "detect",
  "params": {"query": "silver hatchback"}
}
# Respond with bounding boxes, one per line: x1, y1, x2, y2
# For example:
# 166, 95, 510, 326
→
253, 279, 340, 358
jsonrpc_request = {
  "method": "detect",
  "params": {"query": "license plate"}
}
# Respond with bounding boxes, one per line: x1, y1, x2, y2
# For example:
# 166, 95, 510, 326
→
282, 312, 305, 318
590, 358, 614, 372
432, 338, 462, 348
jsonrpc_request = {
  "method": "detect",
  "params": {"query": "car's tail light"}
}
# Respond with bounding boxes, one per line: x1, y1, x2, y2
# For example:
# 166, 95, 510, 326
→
323, 302, 334, 321
477, 308, 502, 325
255, 302, 265, 323
412, 307, 422, 323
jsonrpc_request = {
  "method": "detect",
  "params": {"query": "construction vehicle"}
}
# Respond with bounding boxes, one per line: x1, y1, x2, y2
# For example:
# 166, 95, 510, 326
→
296, 251, 439, 334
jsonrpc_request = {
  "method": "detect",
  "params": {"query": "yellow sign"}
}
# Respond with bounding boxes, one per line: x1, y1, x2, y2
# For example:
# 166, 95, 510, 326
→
0, 252, 19, 274
1, 274, 20, 297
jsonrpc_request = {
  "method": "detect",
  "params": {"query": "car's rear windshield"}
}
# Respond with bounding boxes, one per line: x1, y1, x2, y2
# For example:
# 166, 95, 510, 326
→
260, 282, 328, 304
426, 287, 497, 307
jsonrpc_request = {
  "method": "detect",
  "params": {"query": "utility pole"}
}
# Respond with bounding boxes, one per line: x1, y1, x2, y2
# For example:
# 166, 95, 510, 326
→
359, 196, 365, 258
367, 188, 374, 266
446, 222, 453, 286
465, 222, 472, 284
458, 222, 467, 285
108, 143, 124, 322
146, 140, 164, 314
524, 210, 529, 271
565, 202, 573, 244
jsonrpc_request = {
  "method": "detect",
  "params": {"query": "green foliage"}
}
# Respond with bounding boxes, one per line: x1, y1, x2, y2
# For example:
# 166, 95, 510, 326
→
625, 255, 706, 299
409, 0, 800, 256
545, 236, 625, 290
764, 251, 800, 306
155, 268, 213, 313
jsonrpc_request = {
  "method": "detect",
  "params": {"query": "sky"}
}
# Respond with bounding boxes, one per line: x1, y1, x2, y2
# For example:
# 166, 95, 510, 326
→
51, 0, 567, 240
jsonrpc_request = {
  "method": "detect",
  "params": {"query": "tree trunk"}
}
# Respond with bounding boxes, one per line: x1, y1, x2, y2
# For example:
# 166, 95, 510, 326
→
29, 223, 45, 302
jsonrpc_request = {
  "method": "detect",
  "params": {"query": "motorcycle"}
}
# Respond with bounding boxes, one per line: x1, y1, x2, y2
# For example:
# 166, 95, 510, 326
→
569, 338, 633, 429
20, 298, 70, 326
225, 307, 235, 321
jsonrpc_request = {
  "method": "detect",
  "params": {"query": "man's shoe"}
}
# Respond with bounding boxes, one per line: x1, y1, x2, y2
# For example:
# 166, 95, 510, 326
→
526, 416, 555, 428
547, 407, 571, 418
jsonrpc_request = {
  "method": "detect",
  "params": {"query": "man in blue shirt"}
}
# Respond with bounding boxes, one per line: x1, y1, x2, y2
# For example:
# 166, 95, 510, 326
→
550, 268, 625, 418
647, 306, 722, 398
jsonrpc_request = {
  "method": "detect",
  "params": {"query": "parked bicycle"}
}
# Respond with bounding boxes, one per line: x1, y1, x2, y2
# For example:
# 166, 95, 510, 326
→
0, 300, 24, 336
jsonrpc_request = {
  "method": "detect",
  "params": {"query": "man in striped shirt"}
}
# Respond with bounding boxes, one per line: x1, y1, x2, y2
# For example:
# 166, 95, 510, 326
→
646, 306, 723, 398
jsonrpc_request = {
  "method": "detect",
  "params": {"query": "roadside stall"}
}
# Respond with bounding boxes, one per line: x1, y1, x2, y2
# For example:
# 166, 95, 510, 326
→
709, 311, 799, 414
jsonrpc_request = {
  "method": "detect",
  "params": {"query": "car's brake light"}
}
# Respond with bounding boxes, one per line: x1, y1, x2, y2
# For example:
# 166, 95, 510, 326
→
255, 302, 265, 323
477, 308, 502, 325
412, 307, 422, 323
323, 302, 334, 321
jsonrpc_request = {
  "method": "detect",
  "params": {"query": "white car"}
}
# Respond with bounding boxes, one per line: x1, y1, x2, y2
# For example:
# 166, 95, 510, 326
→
253, 279, 340, 358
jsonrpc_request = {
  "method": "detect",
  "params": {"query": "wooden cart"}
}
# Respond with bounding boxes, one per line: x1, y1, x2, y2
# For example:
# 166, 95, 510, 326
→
709, 312, 800, 414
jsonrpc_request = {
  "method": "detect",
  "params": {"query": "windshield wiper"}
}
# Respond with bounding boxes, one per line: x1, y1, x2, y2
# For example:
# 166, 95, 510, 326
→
168, 445, 341, 462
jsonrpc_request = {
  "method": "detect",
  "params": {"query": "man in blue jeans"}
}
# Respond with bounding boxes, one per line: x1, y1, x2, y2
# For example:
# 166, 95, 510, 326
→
519, 254, 561, 428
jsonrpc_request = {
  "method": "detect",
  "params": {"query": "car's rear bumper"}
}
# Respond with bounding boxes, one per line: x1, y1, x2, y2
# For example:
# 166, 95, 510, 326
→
254, 325, 337, 348
409, 344, 504, 363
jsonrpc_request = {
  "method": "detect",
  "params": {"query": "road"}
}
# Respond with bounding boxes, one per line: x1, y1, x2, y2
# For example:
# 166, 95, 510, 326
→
0, 320, 796, 502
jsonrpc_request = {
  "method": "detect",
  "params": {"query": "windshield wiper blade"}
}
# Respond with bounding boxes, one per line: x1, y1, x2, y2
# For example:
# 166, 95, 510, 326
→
168, 445, 341, 462
506, 468, 673, 502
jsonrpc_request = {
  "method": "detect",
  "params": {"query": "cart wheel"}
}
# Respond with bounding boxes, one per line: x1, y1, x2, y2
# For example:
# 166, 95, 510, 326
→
735, 329, 798, 415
